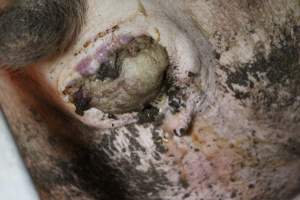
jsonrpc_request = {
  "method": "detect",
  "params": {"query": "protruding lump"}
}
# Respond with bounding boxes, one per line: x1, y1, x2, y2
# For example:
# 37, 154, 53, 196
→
64, 35, 170, 115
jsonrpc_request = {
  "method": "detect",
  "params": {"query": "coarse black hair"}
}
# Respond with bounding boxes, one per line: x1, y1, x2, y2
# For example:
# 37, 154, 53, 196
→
0, 0, 87, 68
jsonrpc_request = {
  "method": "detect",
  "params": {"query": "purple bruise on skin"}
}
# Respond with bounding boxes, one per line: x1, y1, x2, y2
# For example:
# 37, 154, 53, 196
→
76, 35, 134, 76
76, 57, 93, 76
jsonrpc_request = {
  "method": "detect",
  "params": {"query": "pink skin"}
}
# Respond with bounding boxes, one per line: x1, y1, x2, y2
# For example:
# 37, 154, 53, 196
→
0, 0, 300, 200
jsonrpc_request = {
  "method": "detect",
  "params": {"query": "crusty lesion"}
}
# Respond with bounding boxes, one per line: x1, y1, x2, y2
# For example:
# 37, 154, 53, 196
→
0, 0, 87, 68
64, 35, 169, 115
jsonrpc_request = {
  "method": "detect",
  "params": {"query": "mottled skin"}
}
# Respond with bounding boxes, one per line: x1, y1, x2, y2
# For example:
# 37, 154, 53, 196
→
0, 0, 300, 200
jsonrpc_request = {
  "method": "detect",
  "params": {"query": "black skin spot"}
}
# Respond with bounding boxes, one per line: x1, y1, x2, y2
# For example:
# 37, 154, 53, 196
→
164, 74, 186, 113
283, 138, 300, 157
180, 177, 190, 189
248, 184, 255, 189
125, 132, 147, 165
100, 130, 120, 154
137, 105, 160, 124
124, 125, 140, 137
225, 26, 300, 108
108, 113, 118, 120
169, 97, 182, 113
152, 129, 168, 154
180, 128, 188, 136
214, 50, 221, 60
231, 191, 237, 198
153, 151, 162, 161
234, 91, 251, 99
183, 193, 191, 199
181, 182, 190, 189
207, 184, 213, 189
95, 129, 171, 199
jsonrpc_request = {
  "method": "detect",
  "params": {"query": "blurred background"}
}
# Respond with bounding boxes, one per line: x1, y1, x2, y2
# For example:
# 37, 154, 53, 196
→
0, 110, 39, 200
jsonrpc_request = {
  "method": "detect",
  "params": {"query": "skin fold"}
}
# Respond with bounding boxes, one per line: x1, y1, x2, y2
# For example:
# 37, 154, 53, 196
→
0, 0, 300, 200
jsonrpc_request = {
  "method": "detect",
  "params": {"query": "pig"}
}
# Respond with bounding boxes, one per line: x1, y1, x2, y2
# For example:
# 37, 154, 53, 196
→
0, 0, 299, 200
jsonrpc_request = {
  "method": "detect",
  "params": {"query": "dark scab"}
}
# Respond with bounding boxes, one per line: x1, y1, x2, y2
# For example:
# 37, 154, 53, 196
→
96, 52, 121, 81
183, 193, 191, 199
248, 184, 255, 189
234, 91, 251, 99
188, 71, 197, 78
180, 128, 188, 135
72, 88, 92, 116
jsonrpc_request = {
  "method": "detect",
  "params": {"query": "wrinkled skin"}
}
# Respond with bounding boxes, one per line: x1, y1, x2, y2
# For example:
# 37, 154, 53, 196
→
0, 0, 300, 200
